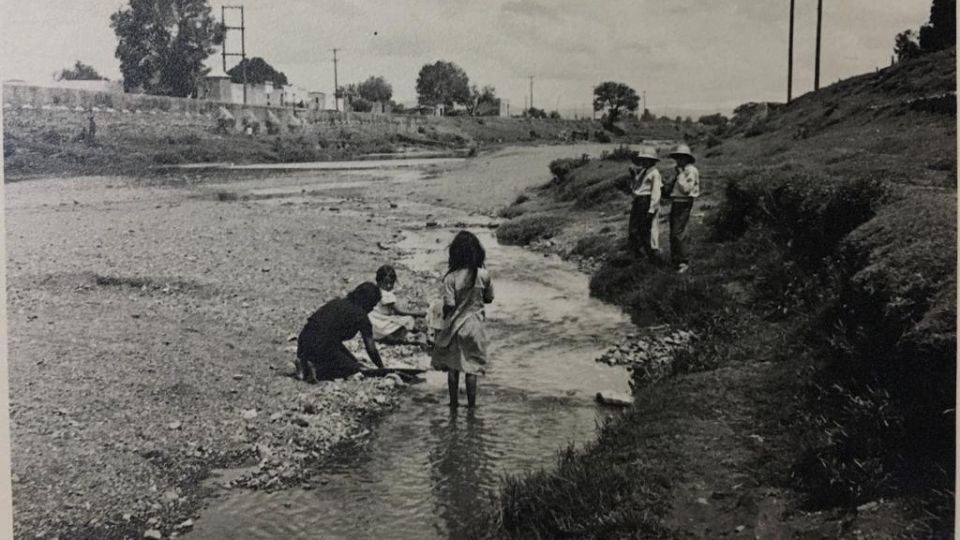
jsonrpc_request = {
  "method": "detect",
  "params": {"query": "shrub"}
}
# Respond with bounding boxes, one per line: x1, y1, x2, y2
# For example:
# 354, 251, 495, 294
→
593, 130, 611, 143
495, 213, 568, 245
710, 171, 889, 265
548, 155, 589, 181
603, 144, 637, 161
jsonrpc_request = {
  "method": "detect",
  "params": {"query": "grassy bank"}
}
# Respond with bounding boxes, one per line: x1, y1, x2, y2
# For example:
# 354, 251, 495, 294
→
485, 49, 956, 538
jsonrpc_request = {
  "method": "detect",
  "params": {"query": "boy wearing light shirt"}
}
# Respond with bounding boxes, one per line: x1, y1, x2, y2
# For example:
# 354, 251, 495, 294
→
627, 145, 663, 263
667, 144, 700, 273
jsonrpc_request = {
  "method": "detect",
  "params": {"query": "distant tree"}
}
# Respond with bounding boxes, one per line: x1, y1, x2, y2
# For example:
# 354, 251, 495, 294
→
675, 116, 683, 124
227, 57, 288, 87
640, 108, 655, 121
894, 30, 923, 61
110, 0, 224, 96
350, 97, 373, 112
592, 81, 639, 122
56, 61, 107, 81
416, 61, 470, 111
919, 0, 955, 52
357, 76, 393, 103
525, 107, 547, 119
684, 116, 693, 124
548, 110, 562, 119
468, 84, 498, 115
698, 113, 729, 126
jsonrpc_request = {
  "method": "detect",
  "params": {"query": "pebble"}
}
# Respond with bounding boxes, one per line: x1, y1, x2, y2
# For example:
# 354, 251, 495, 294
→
166, 421, 182, 430
241, 409, 258, 420
144, 530, 163, 540
735, 525, 746, 533
175, 519, 194, 531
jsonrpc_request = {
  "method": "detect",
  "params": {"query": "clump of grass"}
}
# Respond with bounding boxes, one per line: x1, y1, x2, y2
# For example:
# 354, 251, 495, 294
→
486, 419, 671, 539
602, 144, 637, 161
495, 213, 568, 245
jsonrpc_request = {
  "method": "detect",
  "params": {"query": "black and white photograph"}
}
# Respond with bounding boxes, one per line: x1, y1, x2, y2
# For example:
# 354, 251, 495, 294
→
0, 0, 956, 538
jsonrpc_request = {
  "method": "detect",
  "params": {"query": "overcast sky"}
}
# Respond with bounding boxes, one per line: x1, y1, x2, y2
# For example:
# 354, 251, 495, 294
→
0, 0, 934, 116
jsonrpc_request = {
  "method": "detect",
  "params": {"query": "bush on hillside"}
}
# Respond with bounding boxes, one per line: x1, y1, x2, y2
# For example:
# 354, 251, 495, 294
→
495, 213, 568, 246
603, 144, 638, 161
548, 155, 590, 182
710, 171, 889, 266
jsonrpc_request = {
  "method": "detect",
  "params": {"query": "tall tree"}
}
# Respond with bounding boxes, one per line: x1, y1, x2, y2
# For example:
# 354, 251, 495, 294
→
56, 61, 107, 81
416, 61, 470, 111
357, 76, 393, 103
227, 57, 288, 87
919, 0, 956, 52
592, 81, 640, 122
110, 0, 224, 97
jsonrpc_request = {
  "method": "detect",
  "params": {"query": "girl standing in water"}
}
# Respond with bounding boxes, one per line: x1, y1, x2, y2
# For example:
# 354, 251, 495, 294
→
431, 231, 494, 408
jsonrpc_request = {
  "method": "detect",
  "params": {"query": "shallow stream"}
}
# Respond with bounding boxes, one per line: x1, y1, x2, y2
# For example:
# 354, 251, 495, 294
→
188, 177, 633, 539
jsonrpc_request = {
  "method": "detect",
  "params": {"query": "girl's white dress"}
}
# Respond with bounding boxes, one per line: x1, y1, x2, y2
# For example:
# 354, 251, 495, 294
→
430, 268, 494, 375
368, 289, 416, 340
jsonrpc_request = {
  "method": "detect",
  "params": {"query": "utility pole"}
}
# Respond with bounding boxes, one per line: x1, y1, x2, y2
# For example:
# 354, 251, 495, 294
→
331, 48, 341, 111
642, 90, 647, 113
814, 0, 822, 91
788, 0, 795, 102
528, 76, 534, 111
221, 5, 247, 105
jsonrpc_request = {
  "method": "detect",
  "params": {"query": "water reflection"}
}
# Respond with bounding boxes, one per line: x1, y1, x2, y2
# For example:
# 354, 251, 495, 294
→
430, 408, 493, 538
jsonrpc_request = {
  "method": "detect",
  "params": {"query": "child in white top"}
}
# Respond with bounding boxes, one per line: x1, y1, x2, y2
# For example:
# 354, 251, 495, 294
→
369, 265, 426, 343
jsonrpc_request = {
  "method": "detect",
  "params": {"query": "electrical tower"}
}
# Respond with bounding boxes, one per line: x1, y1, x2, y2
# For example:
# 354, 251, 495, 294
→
221, 5, 247, 105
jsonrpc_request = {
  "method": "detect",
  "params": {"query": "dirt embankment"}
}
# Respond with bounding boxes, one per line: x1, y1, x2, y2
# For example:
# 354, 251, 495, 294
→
2, 102, 697, 181
483, 49, 956, 538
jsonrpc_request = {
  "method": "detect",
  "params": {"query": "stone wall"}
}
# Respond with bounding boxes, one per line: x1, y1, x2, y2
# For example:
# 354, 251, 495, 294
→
2, 84, 427, 135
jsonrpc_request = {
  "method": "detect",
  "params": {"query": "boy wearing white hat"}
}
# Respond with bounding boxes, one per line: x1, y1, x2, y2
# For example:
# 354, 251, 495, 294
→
667, 144, 700, 273
626, 145, 663, 262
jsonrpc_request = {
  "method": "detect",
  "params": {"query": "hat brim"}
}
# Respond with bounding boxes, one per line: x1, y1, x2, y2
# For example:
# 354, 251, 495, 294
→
632, 155, 660, 163
669, 152, 696, 163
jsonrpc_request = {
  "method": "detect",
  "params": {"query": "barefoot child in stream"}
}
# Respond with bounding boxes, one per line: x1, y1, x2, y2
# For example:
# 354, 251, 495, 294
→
369, 265, 426, 343
296, 282, 385, 383
431, 231, 495, 408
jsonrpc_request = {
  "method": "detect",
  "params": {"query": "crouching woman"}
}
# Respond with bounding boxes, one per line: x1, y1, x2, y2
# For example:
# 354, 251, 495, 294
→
296, 282, 385, 383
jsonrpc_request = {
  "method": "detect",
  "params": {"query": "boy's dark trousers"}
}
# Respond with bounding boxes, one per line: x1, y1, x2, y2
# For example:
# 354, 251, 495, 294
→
669, 199, 694, 266
628, 196, 658, 260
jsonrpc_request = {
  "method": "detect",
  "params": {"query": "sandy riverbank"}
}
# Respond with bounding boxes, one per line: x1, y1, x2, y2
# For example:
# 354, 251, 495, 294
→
6, 144, 614, 538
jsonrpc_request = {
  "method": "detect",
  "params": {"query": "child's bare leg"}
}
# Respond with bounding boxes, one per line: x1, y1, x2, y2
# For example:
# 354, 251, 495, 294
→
447, 370, 460, 407
465, 374, 478, 408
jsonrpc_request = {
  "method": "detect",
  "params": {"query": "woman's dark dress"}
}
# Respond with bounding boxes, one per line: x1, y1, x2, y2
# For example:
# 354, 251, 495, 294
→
297, 298, 373, 380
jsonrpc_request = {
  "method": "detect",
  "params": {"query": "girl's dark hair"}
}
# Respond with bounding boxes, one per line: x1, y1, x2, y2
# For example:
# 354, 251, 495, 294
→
347, 282, 382, 312
375, 265, 397, 285
446, 230, 486, 288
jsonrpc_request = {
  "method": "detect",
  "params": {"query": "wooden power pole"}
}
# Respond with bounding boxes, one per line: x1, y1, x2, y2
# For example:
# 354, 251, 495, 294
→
788, 0, 795, 102
814, 0, 823, 91
331, 48, 341, 111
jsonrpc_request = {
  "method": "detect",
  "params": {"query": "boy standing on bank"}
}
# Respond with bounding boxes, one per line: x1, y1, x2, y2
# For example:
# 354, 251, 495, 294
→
667, 144, 700, 273
627, 145, 663, 263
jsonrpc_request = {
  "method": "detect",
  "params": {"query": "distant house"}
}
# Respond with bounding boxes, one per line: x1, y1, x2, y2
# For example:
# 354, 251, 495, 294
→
307, 91, 327, 111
